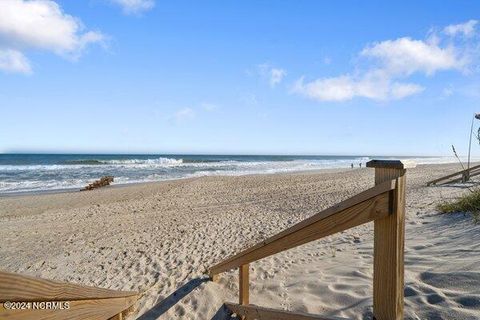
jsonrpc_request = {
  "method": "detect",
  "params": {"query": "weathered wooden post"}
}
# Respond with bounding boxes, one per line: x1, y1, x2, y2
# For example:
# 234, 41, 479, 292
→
462, 171, 468, 183
367, 159, 415, 320
239, 264, 249, 305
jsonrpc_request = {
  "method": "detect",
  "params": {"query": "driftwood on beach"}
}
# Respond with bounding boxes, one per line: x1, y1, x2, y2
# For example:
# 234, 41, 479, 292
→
81, 176, 114, 191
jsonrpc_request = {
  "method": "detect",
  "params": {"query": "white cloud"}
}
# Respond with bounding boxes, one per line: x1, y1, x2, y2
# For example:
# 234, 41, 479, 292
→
0, 0, 105, 74
292, 72, 424, 102
258, 63, 286, 87
0, 49, 31, 74
270, 68, 287, 87
174, 108, 195, 122
110, 0, 155, 15
390, 82, 425, 99
444, 20, 478, 38
361, 37, 467, 76
293, 20, 477, 102
293, 76, 355, 102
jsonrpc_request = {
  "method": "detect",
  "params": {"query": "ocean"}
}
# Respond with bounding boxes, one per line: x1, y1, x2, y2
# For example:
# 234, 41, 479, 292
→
0, 154, 461, 194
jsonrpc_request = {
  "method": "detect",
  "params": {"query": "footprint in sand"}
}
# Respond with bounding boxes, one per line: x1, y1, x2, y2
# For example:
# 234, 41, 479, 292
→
420, 271, 480, 291
455, 296, 480, 309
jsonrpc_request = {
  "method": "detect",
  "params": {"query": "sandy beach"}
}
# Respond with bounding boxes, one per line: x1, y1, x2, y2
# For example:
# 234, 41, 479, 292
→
1, 163, 479, 320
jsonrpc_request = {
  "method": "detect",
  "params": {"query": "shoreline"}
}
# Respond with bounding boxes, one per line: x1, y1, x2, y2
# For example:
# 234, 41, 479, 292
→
0, 166, 357, 198
0, 162, 469, 198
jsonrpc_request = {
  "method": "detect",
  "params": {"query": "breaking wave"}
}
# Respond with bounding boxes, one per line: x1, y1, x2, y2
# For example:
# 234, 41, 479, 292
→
63, 157, 183, 166
0, 154, 472, 194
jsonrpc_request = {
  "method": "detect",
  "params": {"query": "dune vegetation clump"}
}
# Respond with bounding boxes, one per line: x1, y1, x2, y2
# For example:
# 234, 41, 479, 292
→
437, 189, 480, 224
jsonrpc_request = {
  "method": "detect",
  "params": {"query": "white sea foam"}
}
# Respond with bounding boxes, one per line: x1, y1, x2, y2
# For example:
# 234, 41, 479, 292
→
0, 179, 87, 193
100, 157, 183, 165
0, 155, 476, 194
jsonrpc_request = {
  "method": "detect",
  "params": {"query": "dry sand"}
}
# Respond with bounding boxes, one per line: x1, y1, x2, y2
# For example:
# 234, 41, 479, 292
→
0, 163, 479, 319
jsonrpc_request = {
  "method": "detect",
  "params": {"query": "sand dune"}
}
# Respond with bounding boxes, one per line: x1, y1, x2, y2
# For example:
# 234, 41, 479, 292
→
0, 163, 479, 319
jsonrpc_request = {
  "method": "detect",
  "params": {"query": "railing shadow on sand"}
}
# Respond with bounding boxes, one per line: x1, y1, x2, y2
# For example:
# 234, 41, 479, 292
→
136, 277, 209, 320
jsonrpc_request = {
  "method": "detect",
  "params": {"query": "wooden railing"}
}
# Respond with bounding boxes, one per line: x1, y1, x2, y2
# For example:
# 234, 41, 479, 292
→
0, 271, 138, 320
209, 159, 416, 320
426, 163, 480, 186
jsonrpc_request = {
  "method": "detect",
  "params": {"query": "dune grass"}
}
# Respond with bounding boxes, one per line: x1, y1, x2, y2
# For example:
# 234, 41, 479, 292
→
437, 188, 480, 223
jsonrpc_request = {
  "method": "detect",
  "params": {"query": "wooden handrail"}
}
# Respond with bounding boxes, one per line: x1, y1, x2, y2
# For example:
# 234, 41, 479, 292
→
209, 179, 395, 277
435, 167, 480, 185
210, 159, 415, 320
426, 163, 480, 186
0, 271, 138, 320
0, 271, 137, 302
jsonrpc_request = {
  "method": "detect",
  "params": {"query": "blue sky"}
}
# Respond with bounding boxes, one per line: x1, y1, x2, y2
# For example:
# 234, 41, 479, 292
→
0, 0, 480, 156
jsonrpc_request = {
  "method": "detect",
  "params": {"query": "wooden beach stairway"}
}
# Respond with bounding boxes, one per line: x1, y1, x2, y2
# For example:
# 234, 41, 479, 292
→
426, 164, 480, 186
0, 271, 138, 320
209, 159, 415, 320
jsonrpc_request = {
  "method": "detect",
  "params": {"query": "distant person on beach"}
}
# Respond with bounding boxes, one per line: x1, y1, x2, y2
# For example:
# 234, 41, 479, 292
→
359, 163, 362, 168
351, 163, 354, 168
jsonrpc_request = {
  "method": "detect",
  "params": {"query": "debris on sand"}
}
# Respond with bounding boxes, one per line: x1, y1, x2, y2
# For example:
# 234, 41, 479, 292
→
81, 176, 114, 191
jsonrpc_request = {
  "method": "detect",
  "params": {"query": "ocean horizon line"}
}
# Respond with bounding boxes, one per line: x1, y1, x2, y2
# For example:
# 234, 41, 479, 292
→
0, 154, 472, 194
0, 152, 451, 158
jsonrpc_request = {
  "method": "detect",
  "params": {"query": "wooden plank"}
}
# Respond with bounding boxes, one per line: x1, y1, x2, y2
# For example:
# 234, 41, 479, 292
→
0, 295, 137, 320
426, 164, 480, 185
0, 271, 138, 302
108, 313, 122, 320
225, 303, 348, 320
371, 167, 406, 320
239, 265, 249, 305
209, 181, 394, 276
427, 170, 465, 185
438, 167, 480, 185
366, 159, 416, 169
464, 168, 480, 179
